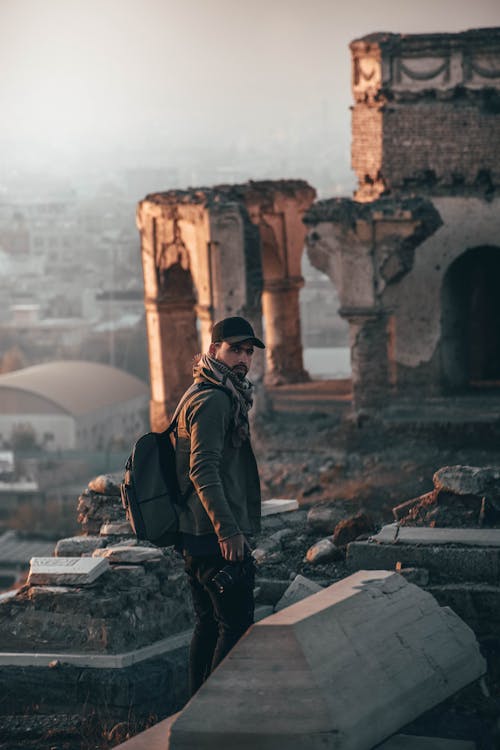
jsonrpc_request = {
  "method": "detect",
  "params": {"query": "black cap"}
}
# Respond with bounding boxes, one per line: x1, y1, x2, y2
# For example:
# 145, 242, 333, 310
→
211, 316, 265, 349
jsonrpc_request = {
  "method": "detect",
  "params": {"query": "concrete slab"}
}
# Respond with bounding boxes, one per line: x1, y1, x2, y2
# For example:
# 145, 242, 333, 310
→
377, 736, 476, 749
370, 525, 500, 547
166, 571, 486, 750
347, 541, 500, 583
28, 556, 109, 585
115, 727, 477, 750
397, 527, 500, 547
261, 499, 299, 516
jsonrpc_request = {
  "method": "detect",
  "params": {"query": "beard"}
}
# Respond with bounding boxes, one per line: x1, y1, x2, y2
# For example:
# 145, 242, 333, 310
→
232, 365, 248, 380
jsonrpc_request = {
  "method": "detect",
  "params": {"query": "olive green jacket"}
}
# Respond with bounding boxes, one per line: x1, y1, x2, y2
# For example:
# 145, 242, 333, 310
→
175, 384, 261, 541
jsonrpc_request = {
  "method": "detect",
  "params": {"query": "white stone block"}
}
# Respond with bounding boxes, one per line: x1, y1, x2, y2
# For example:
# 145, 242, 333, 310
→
28, 557, 109, 586
100, 521, 134, 536
93, 546, 163, 564
397, 527, 500, 547
167, 570, 486, 750
55, 536, 106, 557
261, 499, 299, 516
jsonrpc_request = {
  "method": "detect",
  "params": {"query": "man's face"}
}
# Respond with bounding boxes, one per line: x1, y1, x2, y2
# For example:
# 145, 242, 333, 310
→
210, 340, 254, 380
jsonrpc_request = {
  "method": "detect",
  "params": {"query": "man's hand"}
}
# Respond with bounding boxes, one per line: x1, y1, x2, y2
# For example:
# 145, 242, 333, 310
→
219, 533, 250, 561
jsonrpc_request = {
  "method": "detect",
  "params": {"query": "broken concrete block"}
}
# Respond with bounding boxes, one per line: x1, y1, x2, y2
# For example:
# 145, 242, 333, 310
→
167, 571, 485, 750
254, 578, 290, 606
28, 557, 110, 586
100, 521, 134, 537
304, 537, 342, 565
397, 527, 500, 547
55, 536, 106, 557
275, 574, 323, 611
347, 540, 500, 583
306, 503, 348, 534
433, 465, 500, 501
369, 525, 500, 547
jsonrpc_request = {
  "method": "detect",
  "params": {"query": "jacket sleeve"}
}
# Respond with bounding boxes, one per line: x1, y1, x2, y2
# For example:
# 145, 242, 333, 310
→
186, 390, 240, 541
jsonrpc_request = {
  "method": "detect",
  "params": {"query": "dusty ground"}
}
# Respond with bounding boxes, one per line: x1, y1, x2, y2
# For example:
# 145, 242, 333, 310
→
251, 409, 500, 749
3, 406, 500, 750
254, 408, 500, 524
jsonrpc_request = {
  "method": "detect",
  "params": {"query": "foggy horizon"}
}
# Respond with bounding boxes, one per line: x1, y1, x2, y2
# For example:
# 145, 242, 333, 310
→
1, 0, 500, 193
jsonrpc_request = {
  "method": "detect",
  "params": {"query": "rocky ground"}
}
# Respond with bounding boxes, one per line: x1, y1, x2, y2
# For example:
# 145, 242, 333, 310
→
254, 409, 500, 528
3, 408, 500, 749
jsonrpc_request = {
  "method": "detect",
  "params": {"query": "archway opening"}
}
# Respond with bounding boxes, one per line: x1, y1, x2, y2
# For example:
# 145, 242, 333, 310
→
441, 246, 500, 391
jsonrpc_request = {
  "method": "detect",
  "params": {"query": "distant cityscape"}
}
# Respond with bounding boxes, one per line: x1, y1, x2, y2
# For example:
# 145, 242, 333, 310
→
0, 146, 353, 384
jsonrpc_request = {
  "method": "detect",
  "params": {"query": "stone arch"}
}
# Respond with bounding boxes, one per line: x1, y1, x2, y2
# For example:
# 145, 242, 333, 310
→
441, 245, 500, 391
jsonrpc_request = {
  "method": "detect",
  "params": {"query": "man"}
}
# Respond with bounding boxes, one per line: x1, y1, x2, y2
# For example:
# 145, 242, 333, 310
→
175, 316, 264, 695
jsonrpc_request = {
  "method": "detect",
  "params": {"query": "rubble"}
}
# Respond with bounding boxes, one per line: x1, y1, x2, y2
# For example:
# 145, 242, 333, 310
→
273, 573, 323, 612
395, 466, 500, 528
77, 487, 126, 535
333, 511, 374, 546
87, 473, 122, 496
306, 502, 351, 534
167, 571, 486, 750
304, 537, 342, 565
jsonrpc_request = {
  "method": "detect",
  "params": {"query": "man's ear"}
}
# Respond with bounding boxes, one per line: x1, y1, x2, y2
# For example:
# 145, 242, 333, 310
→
208, 343, 218, 357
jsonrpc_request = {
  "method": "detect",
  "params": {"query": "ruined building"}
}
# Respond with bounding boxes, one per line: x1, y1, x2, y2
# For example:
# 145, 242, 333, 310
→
305, 28, 500, 409
137, 181, 315, 430
139, 28, 500, 420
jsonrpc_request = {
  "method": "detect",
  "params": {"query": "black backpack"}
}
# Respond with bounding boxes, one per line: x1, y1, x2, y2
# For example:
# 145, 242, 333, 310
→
120, 382, 215, 547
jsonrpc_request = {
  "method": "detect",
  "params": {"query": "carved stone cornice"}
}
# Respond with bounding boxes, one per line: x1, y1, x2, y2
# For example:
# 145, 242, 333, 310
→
351, 27, 500, 101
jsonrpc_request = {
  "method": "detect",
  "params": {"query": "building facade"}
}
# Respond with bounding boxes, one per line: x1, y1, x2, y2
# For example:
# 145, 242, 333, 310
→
305, 28, 500, 409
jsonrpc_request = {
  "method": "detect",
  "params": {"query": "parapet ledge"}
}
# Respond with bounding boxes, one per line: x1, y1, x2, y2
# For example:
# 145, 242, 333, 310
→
142, 179, 316, 209
303, 195, 441, 228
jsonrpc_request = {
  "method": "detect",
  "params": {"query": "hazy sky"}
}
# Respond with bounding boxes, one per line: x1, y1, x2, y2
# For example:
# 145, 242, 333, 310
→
1, 0, 500, 182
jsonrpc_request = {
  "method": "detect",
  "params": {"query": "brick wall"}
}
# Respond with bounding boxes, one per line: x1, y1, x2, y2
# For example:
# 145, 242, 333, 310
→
350, 29, 500, 200
381, 98, 500, 191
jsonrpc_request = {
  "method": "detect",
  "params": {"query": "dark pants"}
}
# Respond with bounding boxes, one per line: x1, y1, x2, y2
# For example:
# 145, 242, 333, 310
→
183, 552, 255, 696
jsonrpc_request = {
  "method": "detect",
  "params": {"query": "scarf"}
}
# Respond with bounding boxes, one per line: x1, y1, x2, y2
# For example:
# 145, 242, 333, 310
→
192, 353, 254, 447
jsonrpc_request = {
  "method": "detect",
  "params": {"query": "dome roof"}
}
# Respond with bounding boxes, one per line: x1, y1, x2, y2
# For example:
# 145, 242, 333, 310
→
0, 361, 149, 416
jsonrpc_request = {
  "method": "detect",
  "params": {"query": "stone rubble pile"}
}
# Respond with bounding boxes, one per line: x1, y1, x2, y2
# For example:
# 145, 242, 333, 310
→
77, 472, 128, 535
0, 548, 191, 654
0, 473, 192, 655
394, 465, 500, 528
251, 499, 374, 608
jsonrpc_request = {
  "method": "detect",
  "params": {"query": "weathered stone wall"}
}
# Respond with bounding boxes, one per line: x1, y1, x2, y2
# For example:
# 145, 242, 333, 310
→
305, 196, 443, 405
382, 196, 500, 393
351, 29, 500, 201
305, 28, 500, 408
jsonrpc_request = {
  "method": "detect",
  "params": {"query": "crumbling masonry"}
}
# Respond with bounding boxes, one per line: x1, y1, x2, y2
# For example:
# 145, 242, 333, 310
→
305, 28, 500, 409
137, 181, 315, 430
